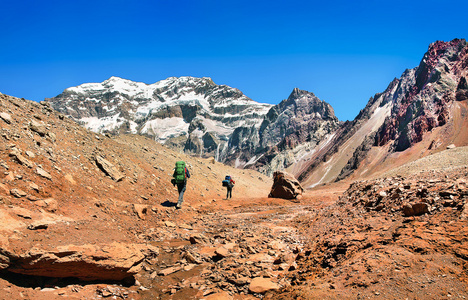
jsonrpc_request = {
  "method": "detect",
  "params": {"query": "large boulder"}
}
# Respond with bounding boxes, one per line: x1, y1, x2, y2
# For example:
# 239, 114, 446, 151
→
268, 171, 304, 199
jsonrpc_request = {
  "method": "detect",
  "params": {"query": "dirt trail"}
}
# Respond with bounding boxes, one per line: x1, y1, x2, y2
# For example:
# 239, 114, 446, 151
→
136, 190, 344, 299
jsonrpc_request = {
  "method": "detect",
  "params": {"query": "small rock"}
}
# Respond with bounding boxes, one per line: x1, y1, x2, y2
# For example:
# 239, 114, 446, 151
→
158, 266, 182, 276
412, 202, 430, 215
249, 277, 280, 294
10, 188, 27, 198
203, 291, 233, 300
29, 120, 47, 136
189, 233, 209, 244
133, 204, 148, 220
29, 182, 40, 191
28, 222, 49, 230
0, 112, 12, 124
36, 167, 52, 180
164, 221, 176, 228
95, 156, 124, 181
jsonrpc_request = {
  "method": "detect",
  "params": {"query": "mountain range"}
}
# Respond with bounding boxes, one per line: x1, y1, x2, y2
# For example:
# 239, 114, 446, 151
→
47, 39, 468, 187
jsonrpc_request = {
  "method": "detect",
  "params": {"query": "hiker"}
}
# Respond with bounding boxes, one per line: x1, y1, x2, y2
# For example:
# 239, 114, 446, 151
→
222, 175, 235, 199
172, 161, 190, 209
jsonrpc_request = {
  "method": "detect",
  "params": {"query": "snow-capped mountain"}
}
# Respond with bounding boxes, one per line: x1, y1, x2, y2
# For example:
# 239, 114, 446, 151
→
47, 76, 272, 160
46, 76, 340, 174
224, 88, 341, 174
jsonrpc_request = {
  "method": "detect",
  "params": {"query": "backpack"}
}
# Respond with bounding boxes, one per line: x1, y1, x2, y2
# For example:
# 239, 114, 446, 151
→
174, 161, 186, 184
222, 175, 231, 187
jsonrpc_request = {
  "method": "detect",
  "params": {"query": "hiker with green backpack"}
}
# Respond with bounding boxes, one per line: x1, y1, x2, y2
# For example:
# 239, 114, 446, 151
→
171, 161, 191, 209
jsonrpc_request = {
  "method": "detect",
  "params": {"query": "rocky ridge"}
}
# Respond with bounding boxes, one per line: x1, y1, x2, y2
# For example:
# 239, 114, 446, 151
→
292, 38, 468, 188
229, 88, 340, 175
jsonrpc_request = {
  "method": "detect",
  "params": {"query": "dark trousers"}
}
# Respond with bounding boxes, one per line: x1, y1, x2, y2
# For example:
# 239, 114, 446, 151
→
177, 182, 186, 207
226, 186, 232, 199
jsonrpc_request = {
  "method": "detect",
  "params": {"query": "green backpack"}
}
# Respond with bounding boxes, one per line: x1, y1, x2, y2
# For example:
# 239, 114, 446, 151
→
173, 161, 186, 184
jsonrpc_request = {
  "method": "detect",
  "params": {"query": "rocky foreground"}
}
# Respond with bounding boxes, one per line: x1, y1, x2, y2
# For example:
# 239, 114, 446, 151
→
276, 166, 468, 299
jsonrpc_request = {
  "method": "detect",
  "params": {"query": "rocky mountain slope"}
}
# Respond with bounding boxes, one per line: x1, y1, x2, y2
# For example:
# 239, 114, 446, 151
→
228, 88, 340, 175
46, 77, 340, 176
0, 92, 276, 299
290, 38, 468, 188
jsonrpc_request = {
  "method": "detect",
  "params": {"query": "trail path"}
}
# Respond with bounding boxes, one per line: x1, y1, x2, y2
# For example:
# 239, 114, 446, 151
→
137, 188, 344, 299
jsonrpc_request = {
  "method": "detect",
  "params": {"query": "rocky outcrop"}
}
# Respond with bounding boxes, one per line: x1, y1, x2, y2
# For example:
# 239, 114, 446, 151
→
268, 171, 304, 199
375, 39, 468, 152
1, 242, 159, 281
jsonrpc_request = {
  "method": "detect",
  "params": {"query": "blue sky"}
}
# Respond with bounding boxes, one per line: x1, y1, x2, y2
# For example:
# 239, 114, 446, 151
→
1, 0, 467, 121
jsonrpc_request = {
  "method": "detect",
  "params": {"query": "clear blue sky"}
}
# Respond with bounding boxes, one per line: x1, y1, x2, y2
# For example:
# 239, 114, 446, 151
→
1, 0, 467, 121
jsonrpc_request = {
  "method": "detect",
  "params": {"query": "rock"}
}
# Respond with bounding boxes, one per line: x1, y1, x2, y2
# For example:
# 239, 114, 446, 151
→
215, 243, 236, 258
158, 266, 182, 276
95, 156, 124, 182
9, 149, 34, 168
164, 221, 176, 227
10, 188, 27, 198
36, 167, 52, 180
133, 204, 147, 220
0, 112, 12, 124
402, 202, 430, 217
248, 277, 280, 294
11, 207, 32, 219
447, 144, 456, 149
3, 243, 156, 281
27, 221, 49, 230
29, 120, 47, 136
268, 171, 304, 199
25, 151, 36, 158
203, 291, 233, 300
184, 251, 202, 264
190, 233, 209, 244
412, 202, 430, 215
47, 132, 56, 143
34, 198, 58, 212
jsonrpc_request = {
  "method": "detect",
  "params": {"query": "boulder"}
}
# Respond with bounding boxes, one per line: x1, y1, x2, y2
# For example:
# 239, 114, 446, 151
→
268, 171, 304, 199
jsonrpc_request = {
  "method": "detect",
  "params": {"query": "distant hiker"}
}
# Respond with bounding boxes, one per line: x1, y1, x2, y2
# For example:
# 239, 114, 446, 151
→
222, 175, 235, 199
171, 161, 190, 209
